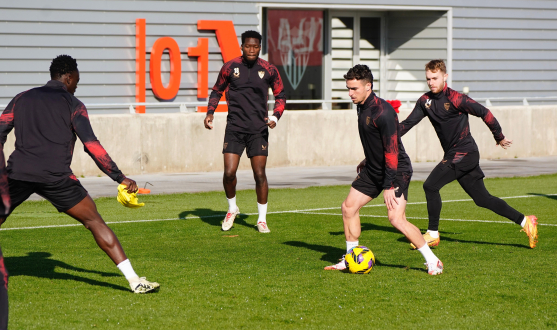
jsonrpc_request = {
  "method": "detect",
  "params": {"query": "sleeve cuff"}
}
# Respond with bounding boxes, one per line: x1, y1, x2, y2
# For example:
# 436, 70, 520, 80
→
116, 174, 126, 184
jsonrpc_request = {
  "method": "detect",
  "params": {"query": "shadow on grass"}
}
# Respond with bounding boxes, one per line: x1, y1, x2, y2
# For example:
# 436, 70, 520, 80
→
282, 241, 423, 271
178, 208, 254, 230
329, 222, 400, 236
5, 252, 128, 292
395, 232, 530, 249
527, 192, 557, 201
433, 236, 529, 249
283, 241, 344, 263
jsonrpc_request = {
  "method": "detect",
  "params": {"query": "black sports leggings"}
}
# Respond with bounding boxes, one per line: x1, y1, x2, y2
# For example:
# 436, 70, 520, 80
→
423, 162, 524, 231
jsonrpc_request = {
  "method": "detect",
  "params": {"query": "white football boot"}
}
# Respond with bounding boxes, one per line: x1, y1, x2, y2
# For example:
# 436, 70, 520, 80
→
426, 260, 444, 275
257, 222, 270, 233
222, 207, 240, 231
128, 277, 160, 294
324, 256, 347, 270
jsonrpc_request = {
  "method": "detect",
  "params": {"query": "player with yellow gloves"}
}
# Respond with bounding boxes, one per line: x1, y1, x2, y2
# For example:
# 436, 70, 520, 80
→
0, 55, 159, 294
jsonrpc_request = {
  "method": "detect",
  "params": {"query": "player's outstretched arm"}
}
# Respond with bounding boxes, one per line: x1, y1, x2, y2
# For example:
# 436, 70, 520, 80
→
120, 177, 138, 193
497, 138, 513, 149
399, 96, 426, 136
450, 91, 505, 142
71, 102, 126, 183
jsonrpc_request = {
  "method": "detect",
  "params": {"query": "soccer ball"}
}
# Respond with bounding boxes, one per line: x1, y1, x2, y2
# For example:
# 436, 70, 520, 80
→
344, 245, 375, 274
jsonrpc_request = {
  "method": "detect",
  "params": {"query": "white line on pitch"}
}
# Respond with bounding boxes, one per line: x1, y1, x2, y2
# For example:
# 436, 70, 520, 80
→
1, 193, 555, 231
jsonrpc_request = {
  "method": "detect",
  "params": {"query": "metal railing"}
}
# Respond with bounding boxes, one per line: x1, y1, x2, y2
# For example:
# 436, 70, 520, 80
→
83, 99, 355, 113
1, 96, 556, 113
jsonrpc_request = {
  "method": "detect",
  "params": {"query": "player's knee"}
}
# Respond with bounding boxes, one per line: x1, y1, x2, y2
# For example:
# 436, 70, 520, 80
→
223, 170, 236, 182
80, 214, 104, 230
388, 216, 403, 228
253, 171, 266, 184
473, 196, 491, 208
423, 181, 437, 194
341, 201, 356, 217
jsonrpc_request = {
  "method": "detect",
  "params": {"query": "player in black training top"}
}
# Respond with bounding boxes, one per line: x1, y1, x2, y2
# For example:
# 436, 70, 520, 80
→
0, 55, 159, 293
0, 149, 9, 329
203, 30, 286, 233
324, 65, 443, 275
400, 59, 538, 249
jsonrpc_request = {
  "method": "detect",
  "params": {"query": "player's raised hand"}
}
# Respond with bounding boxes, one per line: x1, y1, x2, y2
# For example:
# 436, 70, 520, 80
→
356, 159, 366, 174
265, 116, 277, 129
204, 114, 214, 130
383, 188, 399, 211
497, 138, 513, 149
121, 178, 138, 193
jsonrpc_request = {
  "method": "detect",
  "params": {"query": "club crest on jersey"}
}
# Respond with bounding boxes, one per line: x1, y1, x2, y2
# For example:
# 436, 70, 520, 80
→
366, 116, 370, 126
258, 70, 265, 79
444, 103, 450, 111
233, 67, 240, 78
425, 99, 432, 109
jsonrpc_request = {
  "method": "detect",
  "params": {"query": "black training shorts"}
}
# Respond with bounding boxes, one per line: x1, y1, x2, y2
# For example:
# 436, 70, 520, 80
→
222, 129, 269, 158
352, 166, 412, 201
7, 175, 88, 214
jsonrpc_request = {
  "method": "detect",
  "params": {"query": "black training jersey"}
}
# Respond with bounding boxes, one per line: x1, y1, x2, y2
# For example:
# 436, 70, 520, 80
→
358, 93, 412, 190
0, 80, 126, 183
400, 85, 504, 163
207, 56, 286, 134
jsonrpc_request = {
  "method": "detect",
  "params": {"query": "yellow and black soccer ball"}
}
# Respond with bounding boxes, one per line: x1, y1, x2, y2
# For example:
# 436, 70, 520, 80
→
344, 245, 375, 274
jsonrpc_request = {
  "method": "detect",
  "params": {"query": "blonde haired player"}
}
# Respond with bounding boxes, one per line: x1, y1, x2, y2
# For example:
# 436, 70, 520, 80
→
400, 59, 537, 249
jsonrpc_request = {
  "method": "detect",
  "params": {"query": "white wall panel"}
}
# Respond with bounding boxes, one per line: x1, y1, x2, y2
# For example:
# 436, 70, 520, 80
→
0, 0, 259, 109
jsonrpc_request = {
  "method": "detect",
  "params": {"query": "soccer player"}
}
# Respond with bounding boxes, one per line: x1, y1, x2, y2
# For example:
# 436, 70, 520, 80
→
0, 55, 159, 293
400, 59, 538, 249
203, 30, 286, 233
0, 149, 9, 329
324, 65, 443, 275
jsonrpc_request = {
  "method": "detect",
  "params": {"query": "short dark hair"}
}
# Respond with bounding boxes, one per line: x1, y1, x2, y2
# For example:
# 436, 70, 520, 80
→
49, 55, 78, 79
241, 30, 262, 44
344, 64, 374, 86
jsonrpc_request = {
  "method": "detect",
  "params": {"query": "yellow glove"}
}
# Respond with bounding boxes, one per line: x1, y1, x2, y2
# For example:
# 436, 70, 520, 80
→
117, 184, 145, 208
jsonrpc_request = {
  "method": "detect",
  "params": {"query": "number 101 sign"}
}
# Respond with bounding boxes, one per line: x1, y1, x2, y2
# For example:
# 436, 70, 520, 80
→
135, 19, 241, 113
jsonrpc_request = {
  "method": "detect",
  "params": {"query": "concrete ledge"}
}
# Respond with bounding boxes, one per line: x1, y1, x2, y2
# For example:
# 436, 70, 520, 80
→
3, 105, 556, 177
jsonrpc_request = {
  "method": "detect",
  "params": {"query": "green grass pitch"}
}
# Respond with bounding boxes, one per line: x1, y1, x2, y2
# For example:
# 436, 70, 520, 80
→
2, 174, 556, 329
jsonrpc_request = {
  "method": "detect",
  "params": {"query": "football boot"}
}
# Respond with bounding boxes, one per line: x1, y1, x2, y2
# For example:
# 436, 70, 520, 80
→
257, 222, 270, 233
324, 256, 347, 270
222, 207, 240, 231
410, 232, 440, 249
426, 260, 444, 276
521, 215, 538, 248
129, 277, 160, 294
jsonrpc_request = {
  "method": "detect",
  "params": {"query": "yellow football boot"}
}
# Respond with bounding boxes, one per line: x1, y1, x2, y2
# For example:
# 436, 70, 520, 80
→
521, 215, 538, 248
410, 232, 440, 249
